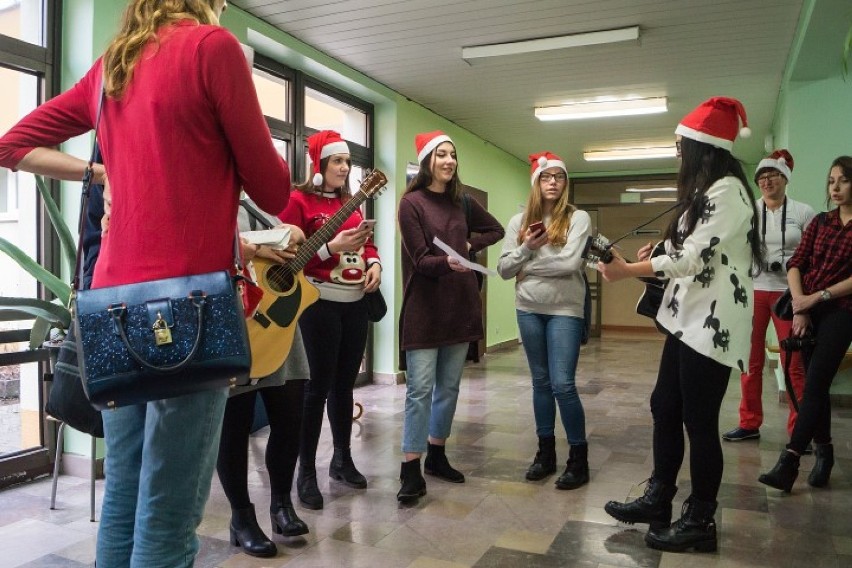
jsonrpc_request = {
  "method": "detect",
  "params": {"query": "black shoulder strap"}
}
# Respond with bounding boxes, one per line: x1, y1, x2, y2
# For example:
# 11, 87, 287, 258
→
461, 193, 472, 238
240, 198, 274, 230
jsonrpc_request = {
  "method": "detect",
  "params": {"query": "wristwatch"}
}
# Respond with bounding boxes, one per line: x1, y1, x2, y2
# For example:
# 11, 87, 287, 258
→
820, 289, 832, 302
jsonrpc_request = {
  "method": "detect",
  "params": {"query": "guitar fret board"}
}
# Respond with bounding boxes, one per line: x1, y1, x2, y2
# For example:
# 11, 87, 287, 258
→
291, 190, 369, 273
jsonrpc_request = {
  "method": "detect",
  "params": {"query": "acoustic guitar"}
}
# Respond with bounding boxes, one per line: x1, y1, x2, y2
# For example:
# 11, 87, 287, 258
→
582, 234, 668, 322
247, 170, 388, 378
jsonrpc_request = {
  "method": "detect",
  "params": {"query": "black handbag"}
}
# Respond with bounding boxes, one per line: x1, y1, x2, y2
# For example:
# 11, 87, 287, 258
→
71, 91, 250, 410
364, 289, 387, 322
772, 289, 794, 320
45, 323, 104, 437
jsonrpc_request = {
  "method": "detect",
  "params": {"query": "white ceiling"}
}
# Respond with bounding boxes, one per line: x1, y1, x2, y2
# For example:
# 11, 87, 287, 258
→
232, 0, 806, 173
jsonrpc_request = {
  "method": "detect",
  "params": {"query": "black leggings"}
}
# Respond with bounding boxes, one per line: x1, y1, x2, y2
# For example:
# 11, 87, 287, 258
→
789, 306, 852, 453
217, 380, 306, 509
651, 334, 730, 503
298, 299, 369, 466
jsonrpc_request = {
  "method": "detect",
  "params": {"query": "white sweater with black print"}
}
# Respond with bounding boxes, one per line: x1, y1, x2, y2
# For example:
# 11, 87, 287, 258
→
651, 176, 755, 372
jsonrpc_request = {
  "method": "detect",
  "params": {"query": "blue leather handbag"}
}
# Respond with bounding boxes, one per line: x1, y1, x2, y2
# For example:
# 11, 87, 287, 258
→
71, 92, 249, 410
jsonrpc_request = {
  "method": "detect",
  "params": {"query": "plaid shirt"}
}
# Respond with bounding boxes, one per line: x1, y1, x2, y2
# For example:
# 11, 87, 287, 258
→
787, 209, 852, 311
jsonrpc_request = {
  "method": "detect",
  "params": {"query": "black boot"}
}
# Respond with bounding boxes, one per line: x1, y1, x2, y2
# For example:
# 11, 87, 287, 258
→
329, 447, 367, 488
297, 464, 324, 510
645, 496, 717, 553
229, 504, 277, 558
526, 435, 557, 481
270, 493, 309, 537
808, 443, 834, 488
398, 458, 427, 503
758, 450, 800, 492
424, 443, 465, 483
555, 444, 589, 490
604, 477, 678, 530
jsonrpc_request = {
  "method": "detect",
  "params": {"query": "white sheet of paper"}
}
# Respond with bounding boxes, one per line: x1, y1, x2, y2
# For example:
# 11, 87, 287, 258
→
240, 228, 292, 250
432, 236, 496, 276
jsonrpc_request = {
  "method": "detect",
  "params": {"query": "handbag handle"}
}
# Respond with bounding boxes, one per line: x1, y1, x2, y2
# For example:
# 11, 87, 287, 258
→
72, 89, 244, 294
107, 292, 207, 374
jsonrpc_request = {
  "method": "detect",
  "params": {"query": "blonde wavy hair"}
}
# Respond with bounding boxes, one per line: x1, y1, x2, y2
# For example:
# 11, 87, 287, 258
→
517, 175, 575, 248
103, 0, 222, 98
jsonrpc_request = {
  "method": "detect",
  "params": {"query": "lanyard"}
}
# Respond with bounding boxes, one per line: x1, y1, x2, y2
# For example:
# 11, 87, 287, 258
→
761, 196, 787, 263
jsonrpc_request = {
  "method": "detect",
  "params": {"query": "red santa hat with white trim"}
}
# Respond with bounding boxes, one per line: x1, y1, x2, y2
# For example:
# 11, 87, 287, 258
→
529, 151, 567, 186
415, 130, 454, 163
307, 130, 349, 186
674, 96, 751, 151
755, 149, 793, 182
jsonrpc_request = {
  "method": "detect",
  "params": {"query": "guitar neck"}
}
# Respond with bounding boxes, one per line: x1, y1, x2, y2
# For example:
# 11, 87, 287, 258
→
291, 191, 369, 272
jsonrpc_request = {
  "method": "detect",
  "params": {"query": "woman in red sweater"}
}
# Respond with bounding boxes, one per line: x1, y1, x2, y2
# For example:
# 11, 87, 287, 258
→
278, 130, 381, 510
0, 1, 290, 566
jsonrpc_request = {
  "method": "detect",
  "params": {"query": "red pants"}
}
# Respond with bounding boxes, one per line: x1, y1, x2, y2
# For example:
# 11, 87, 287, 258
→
739, 289, 806, 435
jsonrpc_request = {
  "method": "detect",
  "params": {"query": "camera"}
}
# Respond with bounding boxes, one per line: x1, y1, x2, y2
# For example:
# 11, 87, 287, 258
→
779, 335, 816, 351
764, 261, 783, 272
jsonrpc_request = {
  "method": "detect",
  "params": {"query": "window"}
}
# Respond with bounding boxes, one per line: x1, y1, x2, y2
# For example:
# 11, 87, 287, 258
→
0, 0, 44, 46
305, 87, 368, 146
252, 68, 289, 124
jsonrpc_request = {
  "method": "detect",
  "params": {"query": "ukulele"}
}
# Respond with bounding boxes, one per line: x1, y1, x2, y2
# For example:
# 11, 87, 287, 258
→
582, 234, 668, 321
247, 170, 387, 378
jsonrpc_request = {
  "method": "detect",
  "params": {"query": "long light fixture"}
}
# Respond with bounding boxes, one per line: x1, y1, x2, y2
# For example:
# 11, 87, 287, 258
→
535, 97, 667, 121
462, 26, 640, 61
583, 146, 677, 161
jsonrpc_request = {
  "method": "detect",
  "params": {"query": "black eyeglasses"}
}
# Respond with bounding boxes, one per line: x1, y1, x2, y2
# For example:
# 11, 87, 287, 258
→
757, 172, 782, 184
540, 172, 567, 182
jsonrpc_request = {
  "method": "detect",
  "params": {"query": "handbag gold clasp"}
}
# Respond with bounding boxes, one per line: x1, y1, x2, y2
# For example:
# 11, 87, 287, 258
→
152, 312, 173, 346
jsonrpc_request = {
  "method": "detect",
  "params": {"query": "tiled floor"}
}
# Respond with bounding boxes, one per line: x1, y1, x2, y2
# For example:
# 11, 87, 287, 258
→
1, 333, 851, 567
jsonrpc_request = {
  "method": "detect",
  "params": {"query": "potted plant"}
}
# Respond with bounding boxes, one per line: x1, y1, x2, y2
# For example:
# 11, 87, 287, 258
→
0, 176, 75, 355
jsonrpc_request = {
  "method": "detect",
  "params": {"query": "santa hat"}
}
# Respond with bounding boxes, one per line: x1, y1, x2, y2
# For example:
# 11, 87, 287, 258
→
415, 130, 453, 163
307, 130, 349, 186
529, 151, 567, 186
675, 97, 751, 151
755, 149, 793, 182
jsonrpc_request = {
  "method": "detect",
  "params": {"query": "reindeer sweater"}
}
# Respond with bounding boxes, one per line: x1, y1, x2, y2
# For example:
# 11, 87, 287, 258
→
651, 176, 755, 372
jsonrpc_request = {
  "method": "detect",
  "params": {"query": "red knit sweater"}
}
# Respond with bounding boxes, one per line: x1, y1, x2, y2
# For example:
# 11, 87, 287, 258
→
0, 22, 290, 288
278, 190, 380, 302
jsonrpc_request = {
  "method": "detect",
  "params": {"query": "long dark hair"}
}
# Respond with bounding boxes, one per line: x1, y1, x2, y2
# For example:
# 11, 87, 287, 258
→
665, 137, 764, 270
293, 155, 353, 205
404, 144, 463, 203
826, 155, 852, 209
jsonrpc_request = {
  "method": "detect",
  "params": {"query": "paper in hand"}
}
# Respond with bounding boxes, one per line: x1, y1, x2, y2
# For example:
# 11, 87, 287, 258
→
240, 228, 292, 250
432, 236, 496, 276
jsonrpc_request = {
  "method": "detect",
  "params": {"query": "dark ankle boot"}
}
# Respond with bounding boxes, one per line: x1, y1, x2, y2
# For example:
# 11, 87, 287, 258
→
758, 450, 800, 492
526, 435, 557, 481
604, 477, 678, 530
645, 496, 717, 553
229, 504, 277, 558
555, 444, 589, 490
297, 464, 324, 510
329, 447, 367, 488
424, 443, 465, 483
270, 493, 309, 537
808, 443, 834, 488
398, 458, 427, 503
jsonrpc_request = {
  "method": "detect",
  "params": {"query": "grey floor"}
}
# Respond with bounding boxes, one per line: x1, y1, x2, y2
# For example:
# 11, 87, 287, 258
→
1, 333, 851, 567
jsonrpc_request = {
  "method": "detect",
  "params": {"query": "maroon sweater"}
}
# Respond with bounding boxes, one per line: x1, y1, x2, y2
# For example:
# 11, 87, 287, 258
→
0, 22, 289, 288
398, 189, 504, 350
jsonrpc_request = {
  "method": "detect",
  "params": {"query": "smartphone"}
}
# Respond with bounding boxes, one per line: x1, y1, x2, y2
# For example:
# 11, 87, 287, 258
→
357, 219, 377, 232
528, 221, 546, 235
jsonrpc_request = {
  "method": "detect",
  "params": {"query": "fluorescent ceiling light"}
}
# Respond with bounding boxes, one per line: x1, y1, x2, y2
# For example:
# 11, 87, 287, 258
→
625, 187, 677, 193
462, 26, 639, 61
535, 97, 667, 121
584, 146, 677, 161
642, 197, 678, 203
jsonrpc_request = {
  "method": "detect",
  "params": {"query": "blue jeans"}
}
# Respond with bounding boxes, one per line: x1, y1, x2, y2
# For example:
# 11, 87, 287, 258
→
516, 310, 586, 445
402, 343, 469, 454
97, 388, 228, 568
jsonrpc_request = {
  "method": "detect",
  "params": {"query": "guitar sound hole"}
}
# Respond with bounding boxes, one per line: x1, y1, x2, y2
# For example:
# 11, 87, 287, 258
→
266, 265, 295, 293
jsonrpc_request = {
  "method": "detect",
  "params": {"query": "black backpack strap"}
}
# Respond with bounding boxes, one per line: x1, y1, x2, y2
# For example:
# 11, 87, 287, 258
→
240, 198, 274, 230
461, 193, 472, 238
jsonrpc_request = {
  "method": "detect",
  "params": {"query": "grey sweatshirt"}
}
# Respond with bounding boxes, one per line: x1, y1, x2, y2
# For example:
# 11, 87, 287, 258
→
497, 209, 592, 317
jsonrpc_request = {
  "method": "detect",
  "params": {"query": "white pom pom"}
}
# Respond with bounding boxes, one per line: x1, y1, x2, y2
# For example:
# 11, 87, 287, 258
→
312, 172, 323, 186
538, 156, 548, 168
740, 127, 752, 139
778, 157, 786, 166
